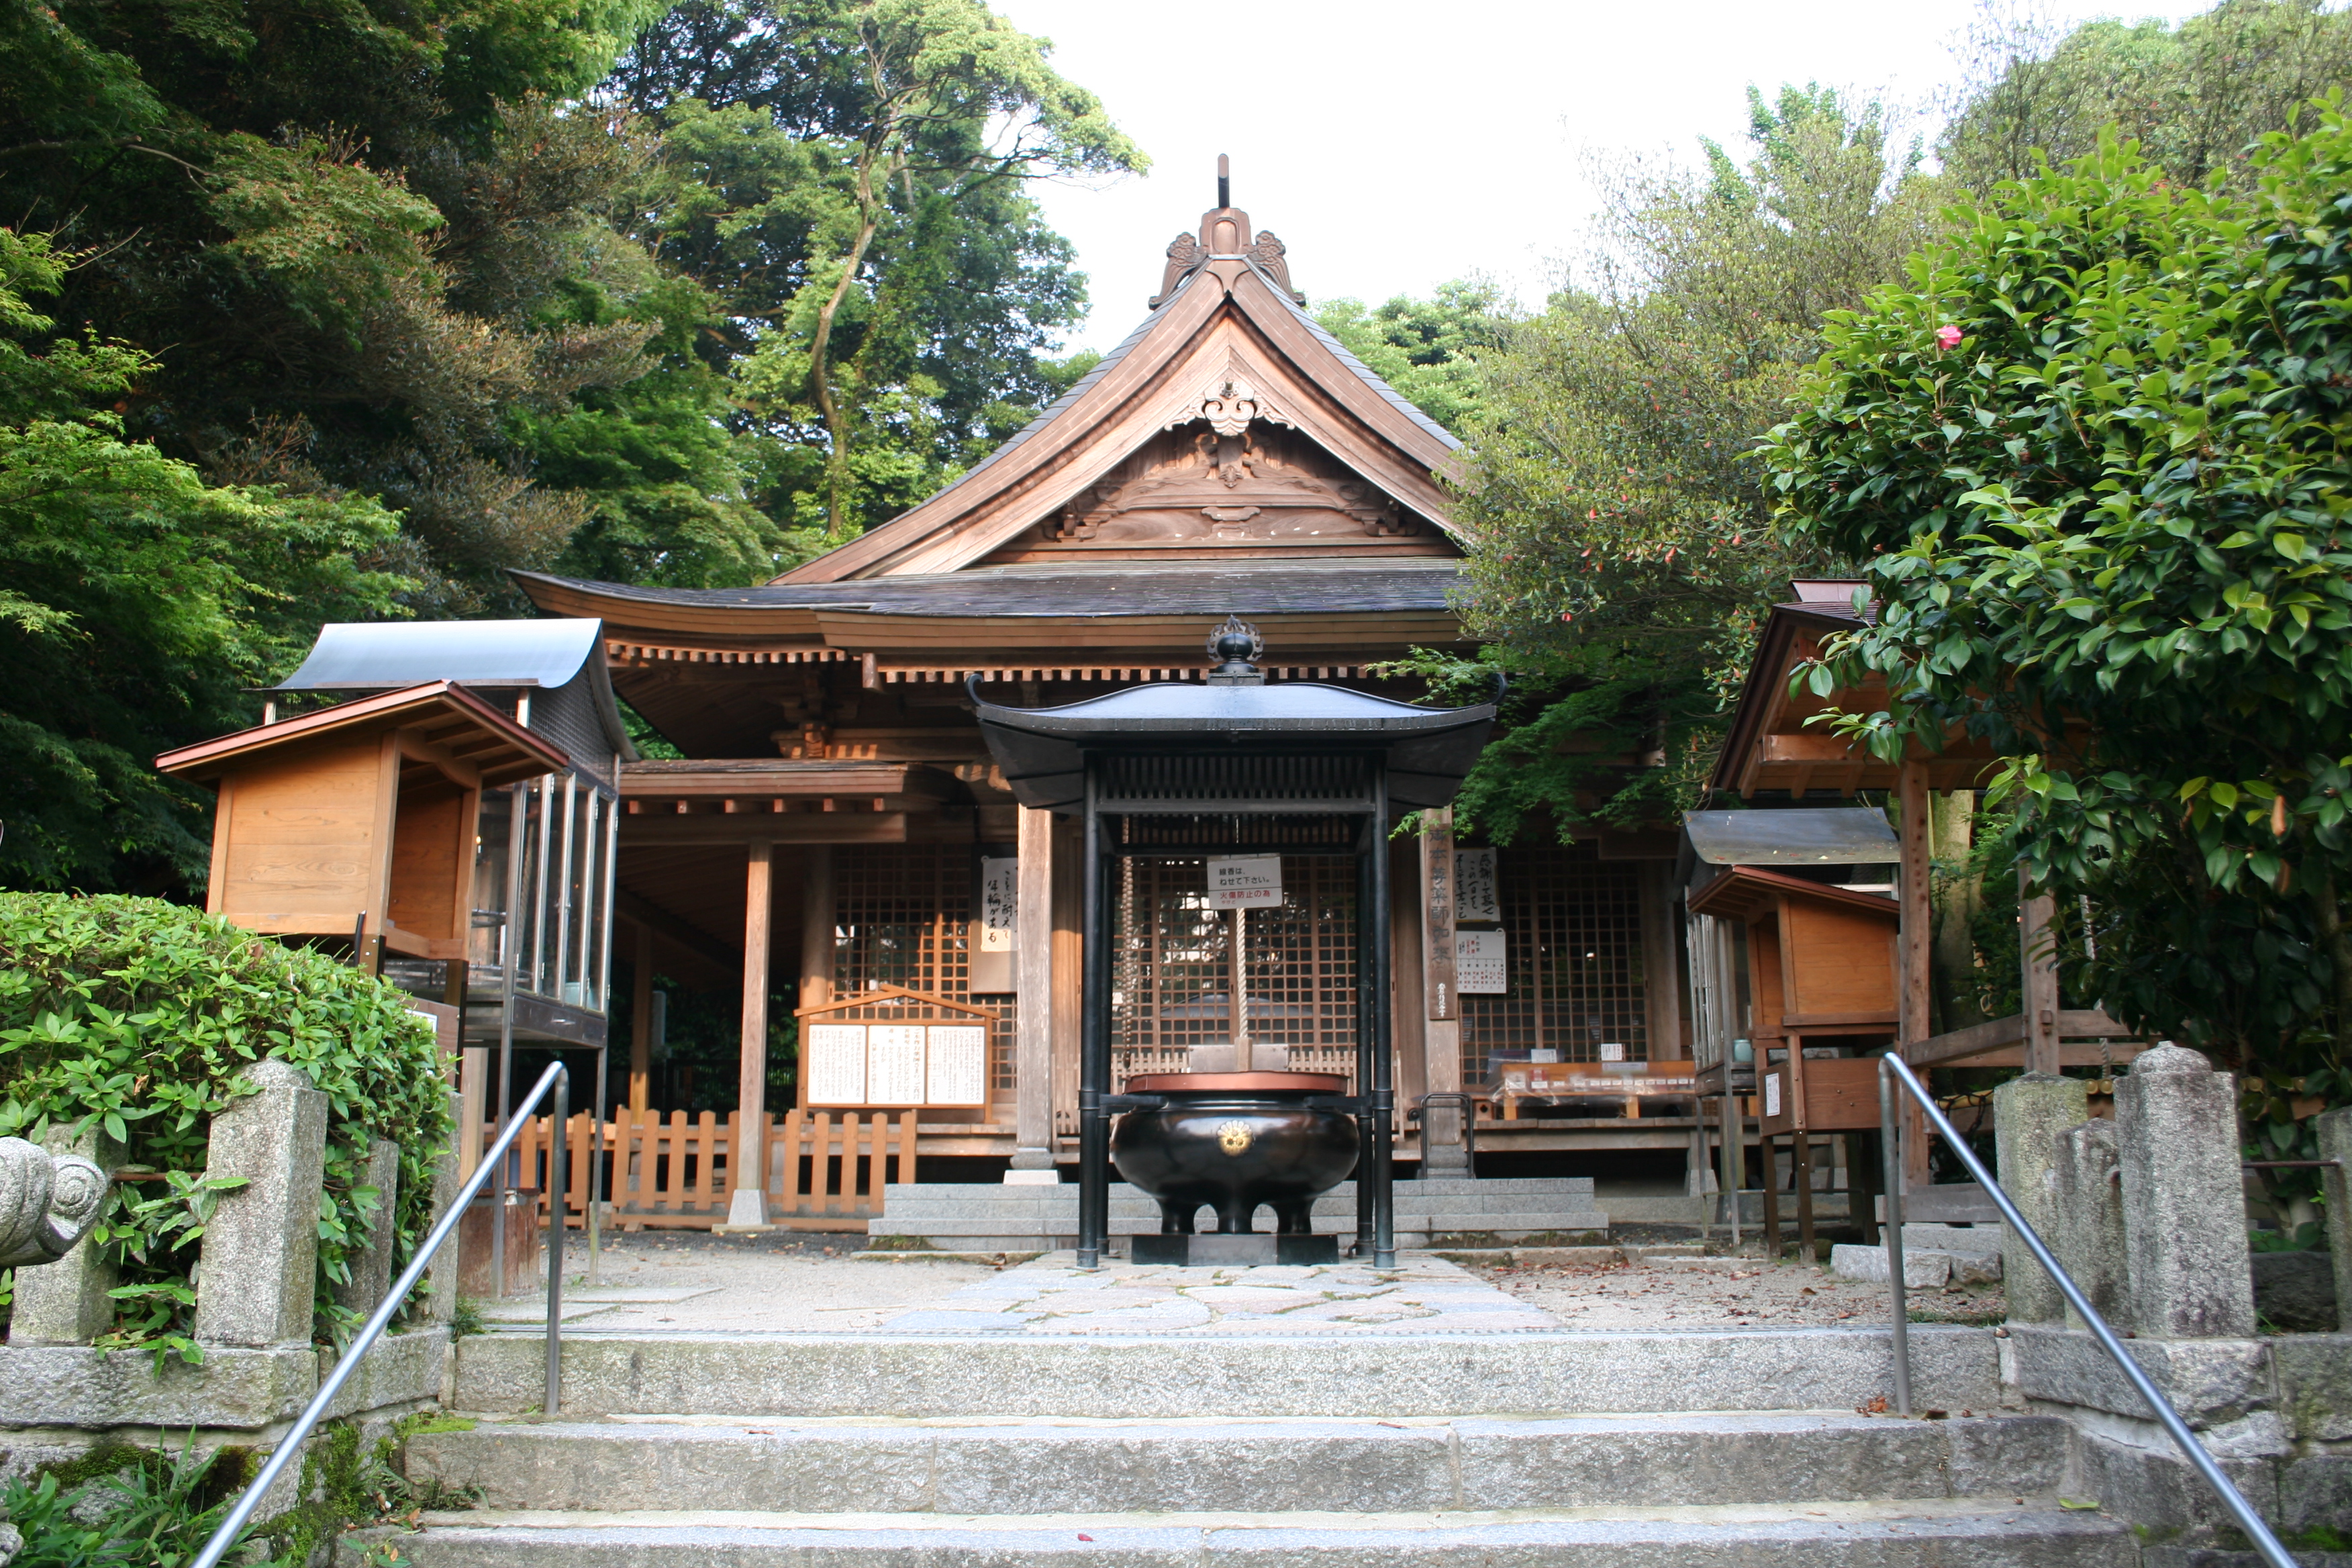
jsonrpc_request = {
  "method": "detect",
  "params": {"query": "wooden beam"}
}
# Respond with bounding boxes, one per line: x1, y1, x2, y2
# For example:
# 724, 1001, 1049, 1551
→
799, 846, 834, 1017
615, 887, 741, 972
734, 842, 774, 1225
618, 814, 910, 847
1014, 805, 1055, 1168
630, 923, 654, 1114
1906, 1008, 2138, 1069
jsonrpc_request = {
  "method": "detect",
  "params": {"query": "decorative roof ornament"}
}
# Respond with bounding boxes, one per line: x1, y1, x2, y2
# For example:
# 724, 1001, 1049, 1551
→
1206, 615, 1265, 683
1200, 379, 1261, 438
1146, 156, 1304, 308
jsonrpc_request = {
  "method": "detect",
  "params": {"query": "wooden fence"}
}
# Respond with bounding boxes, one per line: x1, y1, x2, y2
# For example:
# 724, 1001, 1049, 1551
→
500, 1107, 917, 1232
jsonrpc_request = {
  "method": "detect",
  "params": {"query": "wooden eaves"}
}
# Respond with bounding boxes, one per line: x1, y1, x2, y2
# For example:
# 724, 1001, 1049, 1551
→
155, 680, 569, 789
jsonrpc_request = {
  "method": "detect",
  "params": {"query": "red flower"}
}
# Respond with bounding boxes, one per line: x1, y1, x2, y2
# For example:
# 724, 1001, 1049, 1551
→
1935, 325, 1964, 351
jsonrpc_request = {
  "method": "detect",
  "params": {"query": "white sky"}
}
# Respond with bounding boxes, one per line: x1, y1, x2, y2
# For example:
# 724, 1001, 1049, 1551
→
991, 0, 2206, 354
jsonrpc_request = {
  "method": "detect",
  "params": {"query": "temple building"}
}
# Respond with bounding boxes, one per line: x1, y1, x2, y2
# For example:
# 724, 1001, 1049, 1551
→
512, 177, 1709, 1198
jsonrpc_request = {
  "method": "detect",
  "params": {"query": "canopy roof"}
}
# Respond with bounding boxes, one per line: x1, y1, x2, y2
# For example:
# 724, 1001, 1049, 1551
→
974, 658, 1494, 814
1682, 807, 1898, 867
275, 619, 604, 690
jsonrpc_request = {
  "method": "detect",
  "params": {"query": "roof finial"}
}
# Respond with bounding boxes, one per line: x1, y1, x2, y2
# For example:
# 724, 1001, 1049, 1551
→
1205, 615, 1265, 684
1217, 153, 1229, 211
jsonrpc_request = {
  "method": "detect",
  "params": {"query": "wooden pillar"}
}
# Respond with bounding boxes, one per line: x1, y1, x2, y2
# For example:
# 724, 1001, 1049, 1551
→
1390, 836, 1426, 1160
1419, 809, 1467, 1173
1897, 759, 1933, 1188
2020, 867, 2061, 1075
726, 841, 775, 1229
1637, 862, 1683, 1061
629, 922, 653, 1112
1010, 805, 1057, 1177
1050, 816, 1083, 1143
799, 846, 834, 1016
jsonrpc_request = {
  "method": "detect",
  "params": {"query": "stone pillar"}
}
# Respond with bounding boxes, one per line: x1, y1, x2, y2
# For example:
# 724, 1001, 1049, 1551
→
194, 1059, 329, 1347
332, 1139, 401, 1318
1419, 810, 1468, 1175
2116, 1044, 2255, 1338
6, 1124, 124, 1346
426, 1091, 462, 1324
1008, 805, 1057, 1181
2020, 871, 2061, 1075
726, 842, 775, 1230
1992, 1072, 2086, 1324
2051, 1117, 2131, 1332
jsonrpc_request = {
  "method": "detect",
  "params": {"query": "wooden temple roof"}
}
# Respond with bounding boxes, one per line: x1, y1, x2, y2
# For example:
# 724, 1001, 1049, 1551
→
155, 681, 570, 790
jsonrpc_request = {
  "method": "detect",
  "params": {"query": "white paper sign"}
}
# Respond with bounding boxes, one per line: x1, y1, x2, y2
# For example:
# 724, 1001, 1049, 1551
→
978, 856, 1018, 952
1206, 854, 1284, 909
1457, 929, 1507, 993
1764, 1071, 1783, 1119
1600, 1040, 1626, 1063
866, 1024, 928, 1104
1455, 848, 1500, 924
926, 1024, 989, 1106
806, 1023, 868, 1104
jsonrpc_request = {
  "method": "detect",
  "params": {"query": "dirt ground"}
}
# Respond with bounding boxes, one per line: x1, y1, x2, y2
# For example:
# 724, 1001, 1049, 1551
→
1469, 1252, 2008, 1330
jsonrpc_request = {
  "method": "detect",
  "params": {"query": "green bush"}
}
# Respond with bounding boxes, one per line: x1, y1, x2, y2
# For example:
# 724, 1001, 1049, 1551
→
0, 893, 451, 1361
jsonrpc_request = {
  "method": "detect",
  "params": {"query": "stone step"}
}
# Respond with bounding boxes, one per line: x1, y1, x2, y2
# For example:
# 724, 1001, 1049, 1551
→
403, 1412, 2067, 1515
453, 1324, 1999, 1418
345, 1501, 2133, 1567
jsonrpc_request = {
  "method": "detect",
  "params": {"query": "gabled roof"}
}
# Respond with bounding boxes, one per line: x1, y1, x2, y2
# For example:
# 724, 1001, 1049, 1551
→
773, 195, 1467, 585
156, 681, 569, 789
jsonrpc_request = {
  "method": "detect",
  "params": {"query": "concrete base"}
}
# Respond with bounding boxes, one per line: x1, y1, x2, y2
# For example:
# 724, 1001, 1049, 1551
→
1000, 1169, 1059, 1186
1127, 1233, 1338, 1265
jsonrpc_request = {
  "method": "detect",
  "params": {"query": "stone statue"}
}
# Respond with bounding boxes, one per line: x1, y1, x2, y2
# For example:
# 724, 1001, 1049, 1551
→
0, 1135, 109, 1267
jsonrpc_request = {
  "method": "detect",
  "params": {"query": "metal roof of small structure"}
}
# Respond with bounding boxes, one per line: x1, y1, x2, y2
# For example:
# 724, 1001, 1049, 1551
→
275, 619, 604, 690
1682, 807, 1898, 867
271, 618, 635, 762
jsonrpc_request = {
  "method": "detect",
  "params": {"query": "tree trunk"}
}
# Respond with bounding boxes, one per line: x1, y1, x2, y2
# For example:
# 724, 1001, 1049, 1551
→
2308, 865, 2352, 1067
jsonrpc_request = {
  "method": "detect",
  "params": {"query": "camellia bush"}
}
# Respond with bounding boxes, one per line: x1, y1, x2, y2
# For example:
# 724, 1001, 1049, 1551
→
0, 893, 450, 1361
1761, 104, 2352, 1177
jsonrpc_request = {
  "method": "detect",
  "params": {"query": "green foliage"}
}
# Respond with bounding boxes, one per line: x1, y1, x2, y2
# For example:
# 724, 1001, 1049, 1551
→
2, 1435, 266, 1568
1943, 0, 2352, 194
1313, 281, 1507, 437
0, 230, 409, 893
1448, 85, 1938, 835
1763, 107, 2352, 1075
0, 895, 451, 1355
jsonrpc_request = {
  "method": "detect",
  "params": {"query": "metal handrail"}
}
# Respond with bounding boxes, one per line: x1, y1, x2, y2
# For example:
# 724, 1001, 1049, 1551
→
1877, 1054, 2295, 1567
1407, 1091, 1479, 1174
189, 1060, 571, 1568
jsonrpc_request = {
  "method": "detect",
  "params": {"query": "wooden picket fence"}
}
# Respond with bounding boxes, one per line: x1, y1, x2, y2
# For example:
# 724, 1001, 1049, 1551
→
502, 1107, 917, 1232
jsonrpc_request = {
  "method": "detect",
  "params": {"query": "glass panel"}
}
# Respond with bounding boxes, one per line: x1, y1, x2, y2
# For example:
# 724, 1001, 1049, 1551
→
469, 785, 513, 976
565, 787, 598, 1008
516, 779, 548, 994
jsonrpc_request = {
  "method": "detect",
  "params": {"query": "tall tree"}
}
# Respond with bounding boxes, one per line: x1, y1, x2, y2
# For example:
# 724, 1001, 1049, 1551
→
604, 0, 1144, 546
1314, 281, 1506, 438
1942, 0, 2352, 194
1428, 86, 1940, 842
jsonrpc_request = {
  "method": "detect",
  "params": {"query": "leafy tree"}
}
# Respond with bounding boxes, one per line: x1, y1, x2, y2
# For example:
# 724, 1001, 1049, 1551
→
1432, 85, 1939, 842
605, 0, 1144, 545
1942, 0, 2352, 194
0, 230, 406, 893
1313, 281, 1506, 438
1762, 110, 2352, 1079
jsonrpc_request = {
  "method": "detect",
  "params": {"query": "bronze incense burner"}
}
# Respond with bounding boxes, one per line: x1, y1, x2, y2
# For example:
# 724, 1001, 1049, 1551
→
1111, 1071, 1357, 1235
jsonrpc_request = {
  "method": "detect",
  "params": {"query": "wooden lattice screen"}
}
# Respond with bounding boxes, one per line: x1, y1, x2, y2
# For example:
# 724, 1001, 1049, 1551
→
833, 845, 1015, 1103
1112, 855, 1358, 1091
1460, 842, 1649, 1086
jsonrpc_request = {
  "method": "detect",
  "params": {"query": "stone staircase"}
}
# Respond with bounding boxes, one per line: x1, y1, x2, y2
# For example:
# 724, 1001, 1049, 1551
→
353, 1315, 2136, 1565
867, 1177, 1610, 1253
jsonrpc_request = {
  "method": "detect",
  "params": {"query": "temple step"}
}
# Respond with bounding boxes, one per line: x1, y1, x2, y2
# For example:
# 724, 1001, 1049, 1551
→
401, 1412, 2067, 1516
346, 1500, 2132, 1567
450, 1325, 2000, 1419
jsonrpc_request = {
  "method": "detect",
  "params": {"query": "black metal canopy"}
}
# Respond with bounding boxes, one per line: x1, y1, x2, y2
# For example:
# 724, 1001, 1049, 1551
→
971, 651, 1494, 814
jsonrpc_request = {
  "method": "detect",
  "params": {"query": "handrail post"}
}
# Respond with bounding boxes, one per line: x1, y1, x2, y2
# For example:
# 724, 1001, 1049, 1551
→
545, 1066, 567, 1416
189, 1060, 573, 1568
1874, 1052, 2298, 1568
1877, 1055, 1910, 1417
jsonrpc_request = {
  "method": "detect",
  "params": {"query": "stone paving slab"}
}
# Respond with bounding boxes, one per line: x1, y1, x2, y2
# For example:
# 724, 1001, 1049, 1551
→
863, 1255, 1557, 1336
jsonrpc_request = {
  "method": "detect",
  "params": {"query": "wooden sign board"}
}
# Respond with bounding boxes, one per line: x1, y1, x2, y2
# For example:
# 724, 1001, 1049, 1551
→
1760, 1056, 1882, 1134
805, 1020, 989, 1107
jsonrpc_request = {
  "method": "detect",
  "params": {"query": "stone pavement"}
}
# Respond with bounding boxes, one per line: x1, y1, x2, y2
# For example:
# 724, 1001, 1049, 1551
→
876, 1255, 1553, 1335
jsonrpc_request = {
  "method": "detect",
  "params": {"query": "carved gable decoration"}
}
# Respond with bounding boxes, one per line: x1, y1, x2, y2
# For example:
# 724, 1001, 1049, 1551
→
776, 165, 1461, 583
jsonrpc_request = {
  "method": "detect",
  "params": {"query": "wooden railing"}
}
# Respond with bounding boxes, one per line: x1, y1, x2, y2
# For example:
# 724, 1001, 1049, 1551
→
501, 1107, 918, 1231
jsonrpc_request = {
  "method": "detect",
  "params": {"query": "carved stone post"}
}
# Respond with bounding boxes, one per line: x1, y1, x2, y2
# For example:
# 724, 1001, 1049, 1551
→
194, 1059, 330, 1348
2116, 1044, 2255, 1338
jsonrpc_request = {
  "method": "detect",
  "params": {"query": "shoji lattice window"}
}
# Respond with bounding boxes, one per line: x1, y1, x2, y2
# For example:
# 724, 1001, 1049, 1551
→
833, 846, 1015, 1099
1112, 856, 1358, 1091
1460, 842, 1647, 1087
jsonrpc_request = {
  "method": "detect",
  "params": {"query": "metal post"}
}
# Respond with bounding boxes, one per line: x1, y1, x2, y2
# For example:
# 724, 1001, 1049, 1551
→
1369, 767, 1395, 1268
493, 781, 529, 1299
1879, 1057, 1910, 1417
546, 1065, 567, 1416
1355, 823, 1375, 1259
1077, 763, 1110, 1269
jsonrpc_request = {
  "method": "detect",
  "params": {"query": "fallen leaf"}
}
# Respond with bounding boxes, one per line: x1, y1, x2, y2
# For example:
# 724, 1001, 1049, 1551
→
1800, 1287, 1816, 1295
2058, 1498, 2101, 1512
1079, 1534, 1095, 1541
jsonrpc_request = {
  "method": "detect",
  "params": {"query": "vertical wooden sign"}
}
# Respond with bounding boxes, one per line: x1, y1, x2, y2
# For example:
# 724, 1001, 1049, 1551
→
1424, 808, 1456, 1021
